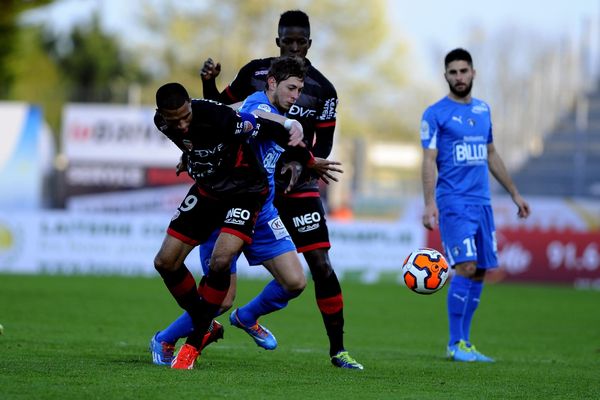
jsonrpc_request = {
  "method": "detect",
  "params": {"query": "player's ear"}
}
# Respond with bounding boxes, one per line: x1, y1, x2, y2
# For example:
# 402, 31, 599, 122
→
307, 38, 312, 49
276, 37, 281, 48
267, 76, 277, 90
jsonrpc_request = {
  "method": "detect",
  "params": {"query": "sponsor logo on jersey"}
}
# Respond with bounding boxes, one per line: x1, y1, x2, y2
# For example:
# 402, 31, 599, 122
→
420, 120, 430, 140
467, 118, 475, 127
288, 104, 316, 118
225, 207, 251, 225
453, 141, 488, 165
471, 103, 489, 114
269, 217, 290, 239
263, 148, 282, 172
292, 211, 321, 233
254, 70, 268, 76
319, 97, 338, 120
452, 116, 463, 124
257, 104, 272, 112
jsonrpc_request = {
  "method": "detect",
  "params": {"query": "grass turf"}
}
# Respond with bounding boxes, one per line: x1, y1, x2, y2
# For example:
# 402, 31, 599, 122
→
0, 274, 599, 399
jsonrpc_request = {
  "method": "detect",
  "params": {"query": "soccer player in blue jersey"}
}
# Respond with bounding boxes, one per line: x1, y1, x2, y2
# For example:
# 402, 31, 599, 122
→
420, 48, 530, 362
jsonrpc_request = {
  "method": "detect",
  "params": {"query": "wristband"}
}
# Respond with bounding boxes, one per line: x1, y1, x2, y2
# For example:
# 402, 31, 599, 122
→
284, 119, 294, 130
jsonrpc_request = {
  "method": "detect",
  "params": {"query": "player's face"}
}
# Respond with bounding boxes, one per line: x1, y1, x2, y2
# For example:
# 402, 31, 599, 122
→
271, 76, 304, 111
276, 27, 311, 58
158, 100, 193, 134
444, 60, 475, 98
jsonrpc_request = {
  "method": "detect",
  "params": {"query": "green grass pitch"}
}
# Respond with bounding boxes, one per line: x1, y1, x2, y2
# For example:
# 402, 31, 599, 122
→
0, 273, 599, 399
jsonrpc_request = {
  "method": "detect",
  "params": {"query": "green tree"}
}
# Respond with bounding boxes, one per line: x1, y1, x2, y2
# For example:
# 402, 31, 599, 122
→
42, 13, 149, 102
133, 0, 419, 141
0, 0, 53, 98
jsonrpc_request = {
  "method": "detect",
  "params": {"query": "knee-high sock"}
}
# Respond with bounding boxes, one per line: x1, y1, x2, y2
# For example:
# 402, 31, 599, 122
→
157, 277, 208, 344
447, 274, 472, 346
462, 280, 483, 344
185, 269, 229, 348
314, 272, 345, 356
236, 279, 301, 325
157, 264, 202, 320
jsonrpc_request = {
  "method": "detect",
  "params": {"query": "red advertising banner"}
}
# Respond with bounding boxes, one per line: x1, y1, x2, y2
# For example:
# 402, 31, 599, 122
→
426, 228, 600, 286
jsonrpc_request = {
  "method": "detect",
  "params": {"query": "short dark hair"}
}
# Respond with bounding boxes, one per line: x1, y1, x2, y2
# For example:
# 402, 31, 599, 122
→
444, 48, 473, 68
156, 82, 189, 109
268, 56, 307, 83
278, 10, 310, 37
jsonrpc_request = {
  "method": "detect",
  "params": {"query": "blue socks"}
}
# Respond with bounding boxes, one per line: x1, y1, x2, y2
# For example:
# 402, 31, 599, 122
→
462, 280, 483, 343
236, 279, 301, 326
447, 275, 472, 346
156, 312, 194, 344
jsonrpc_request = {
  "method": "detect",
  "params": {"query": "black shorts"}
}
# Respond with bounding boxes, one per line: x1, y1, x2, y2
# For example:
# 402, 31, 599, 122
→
168, 185, 266, 246
274, 192, 330, 253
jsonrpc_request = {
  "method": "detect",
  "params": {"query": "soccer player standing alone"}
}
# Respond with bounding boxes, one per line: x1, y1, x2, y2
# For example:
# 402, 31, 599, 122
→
420, 48, 530, 362
200, 10, 362, 369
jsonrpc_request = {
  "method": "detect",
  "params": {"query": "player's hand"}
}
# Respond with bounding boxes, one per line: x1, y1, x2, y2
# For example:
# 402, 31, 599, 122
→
200, 58, 221, 81
309, 157, 343, 184
176, 154, 187, 176
285, 119, 305, 147
512, 193, 531, 219
422, 203, 439, 230
281, 161, 303, 193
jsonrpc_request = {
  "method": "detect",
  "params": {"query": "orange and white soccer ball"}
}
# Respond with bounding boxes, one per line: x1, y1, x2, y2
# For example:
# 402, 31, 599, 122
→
402, 248, 450, 294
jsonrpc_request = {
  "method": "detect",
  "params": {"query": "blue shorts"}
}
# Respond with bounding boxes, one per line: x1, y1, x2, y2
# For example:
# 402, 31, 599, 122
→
199, 203, 296, 274
438, 204, 498, 269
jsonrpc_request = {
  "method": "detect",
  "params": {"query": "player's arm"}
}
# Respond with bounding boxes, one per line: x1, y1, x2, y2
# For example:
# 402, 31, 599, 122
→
280, 157, 343, 193
421, 148, 439, 230
252, 110, 304, 147
487, 143, 531, 218
201, 59, 257, 104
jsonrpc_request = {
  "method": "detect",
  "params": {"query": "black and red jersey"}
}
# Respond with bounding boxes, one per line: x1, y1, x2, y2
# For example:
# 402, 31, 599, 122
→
203, 58, 338, 194
154, 99, 294, 197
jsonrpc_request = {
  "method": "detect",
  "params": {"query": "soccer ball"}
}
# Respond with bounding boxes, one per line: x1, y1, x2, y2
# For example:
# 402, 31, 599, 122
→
402, 248, 449, 295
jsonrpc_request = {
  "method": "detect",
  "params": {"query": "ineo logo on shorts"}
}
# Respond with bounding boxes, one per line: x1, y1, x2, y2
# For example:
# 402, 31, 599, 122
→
292, 212, 321, 233
225, 207, 251, 226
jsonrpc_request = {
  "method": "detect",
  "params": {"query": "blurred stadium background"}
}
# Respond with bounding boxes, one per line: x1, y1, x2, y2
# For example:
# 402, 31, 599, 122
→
0, 0, 599, 288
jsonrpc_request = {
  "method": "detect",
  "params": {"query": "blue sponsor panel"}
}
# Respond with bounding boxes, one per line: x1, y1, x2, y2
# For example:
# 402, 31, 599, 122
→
0, 103, 44, 209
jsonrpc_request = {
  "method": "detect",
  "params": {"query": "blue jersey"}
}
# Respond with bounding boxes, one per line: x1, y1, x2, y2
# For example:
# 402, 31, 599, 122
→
420, 96, 493, 206
240, 91, 285, 206
199, 91, 296, 268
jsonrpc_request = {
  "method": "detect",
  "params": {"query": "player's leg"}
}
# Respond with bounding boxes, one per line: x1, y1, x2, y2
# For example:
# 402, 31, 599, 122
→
171, 231, 243, 369
461, 205, 497, 362
276, 194, 362, 368
231, 251, 305, 350
171, 192, 262, 369
153, 229, 236, 353
231, 207, 305, 348
439, 204, 480, 362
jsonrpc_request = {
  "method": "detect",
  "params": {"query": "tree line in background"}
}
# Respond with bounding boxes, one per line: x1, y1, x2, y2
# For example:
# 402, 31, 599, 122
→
1, 0, 590, 180
2, 0, 422, 146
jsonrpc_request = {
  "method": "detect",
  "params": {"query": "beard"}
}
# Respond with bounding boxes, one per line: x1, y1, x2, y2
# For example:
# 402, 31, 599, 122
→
448, 80, 473, 98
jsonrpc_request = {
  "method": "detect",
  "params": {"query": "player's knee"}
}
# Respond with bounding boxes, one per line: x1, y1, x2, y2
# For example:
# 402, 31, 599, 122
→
281, 273, 306, 293
209, 252, 235, 272
154, 253, 175, 272
455, 262, 477, 277
305, 250, 333, 280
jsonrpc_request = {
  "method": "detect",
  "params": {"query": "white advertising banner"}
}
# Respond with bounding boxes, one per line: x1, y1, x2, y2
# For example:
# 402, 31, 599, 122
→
61, 103, 179, 166
0, 212, 423, 281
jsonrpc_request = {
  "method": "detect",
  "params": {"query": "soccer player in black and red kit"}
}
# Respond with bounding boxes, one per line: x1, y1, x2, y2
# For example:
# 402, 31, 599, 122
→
152, 82, 307, 369
200, 10, 363, 369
